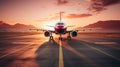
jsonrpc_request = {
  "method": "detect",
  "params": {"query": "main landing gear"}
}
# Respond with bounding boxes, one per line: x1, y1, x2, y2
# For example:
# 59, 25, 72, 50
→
67, 36, 71, 40
67, 32, 71, 40
58, 32, 71, 40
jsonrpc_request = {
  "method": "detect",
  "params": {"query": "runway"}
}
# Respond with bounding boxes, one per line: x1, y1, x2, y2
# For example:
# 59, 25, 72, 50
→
0, 34, 120, 67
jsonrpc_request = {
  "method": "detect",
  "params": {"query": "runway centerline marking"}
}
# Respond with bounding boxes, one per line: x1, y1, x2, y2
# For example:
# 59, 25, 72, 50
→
59, 41, 64, 67
94, 42, 117, 44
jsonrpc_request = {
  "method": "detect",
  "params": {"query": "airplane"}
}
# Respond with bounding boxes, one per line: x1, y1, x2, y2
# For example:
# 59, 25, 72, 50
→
30, 12, 101, 40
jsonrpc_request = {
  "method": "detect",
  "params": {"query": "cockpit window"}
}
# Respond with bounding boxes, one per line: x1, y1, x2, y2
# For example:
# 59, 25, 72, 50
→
55, 22, 66, 26
58, 23, 63, 25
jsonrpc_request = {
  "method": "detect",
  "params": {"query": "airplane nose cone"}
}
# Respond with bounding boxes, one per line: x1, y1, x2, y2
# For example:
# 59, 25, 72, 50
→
55, 25, 67, 34
57, 26, 64, 29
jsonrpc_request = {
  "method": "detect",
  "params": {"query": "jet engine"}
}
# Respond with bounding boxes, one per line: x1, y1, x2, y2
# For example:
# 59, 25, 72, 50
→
71, 31, 77, 37
44, 31, 50, 37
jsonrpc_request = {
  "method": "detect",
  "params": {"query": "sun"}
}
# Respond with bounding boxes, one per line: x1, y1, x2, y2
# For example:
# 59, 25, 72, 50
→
42, 20, 57, 31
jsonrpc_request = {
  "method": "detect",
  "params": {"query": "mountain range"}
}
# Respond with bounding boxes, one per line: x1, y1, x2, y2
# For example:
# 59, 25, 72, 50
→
0, 20, 120, 32
0, 21, 36, 32
84, 20, 120, 32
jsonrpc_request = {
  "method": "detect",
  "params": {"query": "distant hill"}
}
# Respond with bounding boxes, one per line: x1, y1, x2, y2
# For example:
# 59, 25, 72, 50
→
84, 20, 120, 32
0, 21, 36, 32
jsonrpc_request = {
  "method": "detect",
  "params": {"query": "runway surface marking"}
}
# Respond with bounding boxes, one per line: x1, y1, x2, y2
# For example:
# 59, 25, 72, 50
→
62, 41, 99, 67
0, 45, 33, 60
94, 42, 117, 44
0, 40, 44, 60
82, 42, 120, 61
59, 41, 64, 67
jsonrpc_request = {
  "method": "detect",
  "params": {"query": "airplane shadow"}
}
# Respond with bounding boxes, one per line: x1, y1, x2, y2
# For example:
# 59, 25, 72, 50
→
35, 39, 59, 67
62, 39, 95, 67
35, 38, 120, 67
62, 39, 120, 67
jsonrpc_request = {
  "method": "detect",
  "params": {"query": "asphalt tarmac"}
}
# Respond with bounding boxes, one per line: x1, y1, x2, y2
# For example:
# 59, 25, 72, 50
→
0, 34, 120, 67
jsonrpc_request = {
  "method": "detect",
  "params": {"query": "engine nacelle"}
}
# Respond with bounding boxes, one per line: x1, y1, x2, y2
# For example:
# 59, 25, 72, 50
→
44, 31, 50, 37
71, 31, 77, 37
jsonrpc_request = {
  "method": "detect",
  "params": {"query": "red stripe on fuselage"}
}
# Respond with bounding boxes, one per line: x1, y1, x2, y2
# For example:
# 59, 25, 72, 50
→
55, 26, 67, 34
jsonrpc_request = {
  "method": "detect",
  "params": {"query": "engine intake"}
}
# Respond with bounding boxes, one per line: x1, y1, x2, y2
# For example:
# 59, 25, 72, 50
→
44, 31, 50, 37
71, 31, 77, 37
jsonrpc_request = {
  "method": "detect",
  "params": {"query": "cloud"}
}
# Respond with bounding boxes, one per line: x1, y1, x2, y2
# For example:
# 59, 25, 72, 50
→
35, 12, 66, 22
57, 0, 69, 5
49, 11, 65, 20
60, 11, 65, 14
87, 0, 120, 6
56, 11, 65, 15
35, 18, 49, 22
101, 0, 120, 6
67, 13, 92, 18
87, 2, 106, 13
87, 0, 120, 13
77, 2, 83, 6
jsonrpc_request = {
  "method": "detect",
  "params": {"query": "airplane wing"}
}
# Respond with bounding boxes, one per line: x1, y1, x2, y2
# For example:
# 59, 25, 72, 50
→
76, 27, 102, 31
67, 25, 75, 27
66, 27, 101, 33
46, 25, 55, 27
29, 24, 56, 32
29, 28, 55, 32
29, 28, 44, 31
66, 30, 77, 32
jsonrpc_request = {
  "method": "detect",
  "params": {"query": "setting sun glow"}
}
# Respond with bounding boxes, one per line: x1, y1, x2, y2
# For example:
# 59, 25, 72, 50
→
0, 0, 120, 28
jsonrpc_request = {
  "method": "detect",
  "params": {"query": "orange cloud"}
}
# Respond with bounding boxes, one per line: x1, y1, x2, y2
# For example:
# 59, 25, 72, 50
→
35, 18, 49, 22
67, 13, 92, 18
55, 11, 66, 15
87, 0, 120, 13
77, 2, 83, 6
87, 0, 120, 6
57, 0, 69, 5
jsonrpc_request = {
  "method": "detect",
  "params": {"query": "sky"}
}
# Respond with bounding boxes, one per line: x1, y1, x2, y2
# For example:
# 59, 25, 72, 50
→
0, 0, 120, 28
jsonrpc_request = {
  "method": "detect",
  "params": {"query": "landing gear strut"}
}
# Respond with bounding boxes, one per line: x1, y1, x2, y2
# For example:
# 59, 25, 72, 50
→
59, 37, 62, 40
67, 32, 71, 40
59, 34, 62, 40
50, 36, 53, 40
49, 32, 53, 40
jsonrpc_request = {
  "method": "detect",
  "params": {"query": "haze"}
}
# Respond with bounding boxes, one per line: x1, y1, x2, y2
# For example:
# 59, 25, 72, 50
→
0, 0, 120, 28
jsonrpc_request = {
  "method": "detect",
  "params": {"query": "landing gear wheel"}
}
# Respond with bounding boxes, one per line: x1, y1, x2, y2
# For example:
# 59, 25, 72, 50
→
67, 36, 71, 40
50, 36, 53, 40
59, 37, 62, 40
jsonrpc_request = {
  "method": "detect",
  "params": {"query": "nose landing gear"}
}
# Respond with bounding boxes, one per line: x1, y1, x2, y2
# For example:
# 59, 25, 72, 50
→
59, 34, 62, 40
59, 37, 62, 40
50, 36, 53, 40
49, 32, 53, 40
